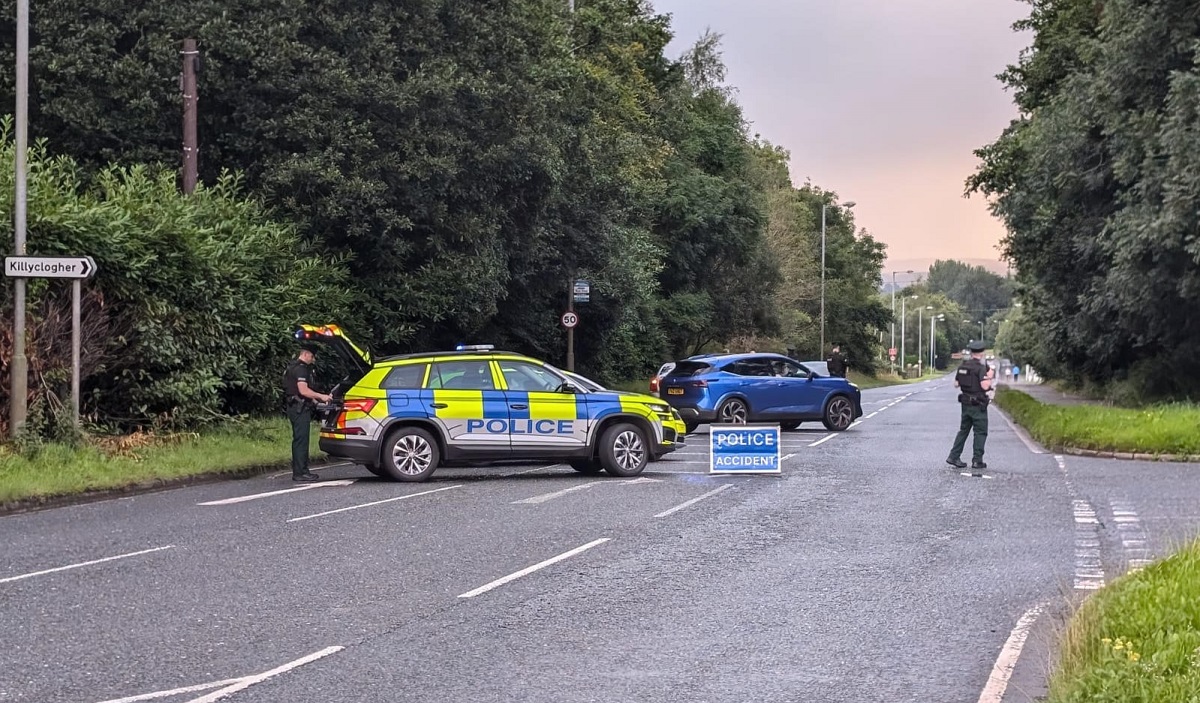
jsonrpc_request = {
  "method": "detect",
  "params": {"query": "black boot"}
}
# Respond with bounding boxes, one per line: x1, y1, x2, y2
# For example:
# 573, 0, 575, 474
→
971, 460, 987, 470
946, 457, 967, 469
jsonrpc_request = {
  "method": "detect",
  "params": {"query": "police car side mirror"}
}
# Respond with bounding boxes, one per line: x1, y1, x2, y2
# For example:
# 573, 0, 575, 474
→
806, 371, 816, 382
558, 381, 581, 394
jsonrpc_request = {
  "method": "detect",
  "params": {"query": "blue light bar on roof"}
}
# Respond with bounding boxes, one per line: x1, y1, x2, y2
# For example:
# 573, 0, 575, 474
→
456, 344, 495, 352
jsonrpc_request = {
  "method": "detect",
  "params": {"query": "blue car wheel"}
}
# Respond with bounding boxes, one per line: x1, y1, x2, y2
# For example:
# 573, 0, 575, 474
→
718, 398, 749, 424
822, 396, 855, 431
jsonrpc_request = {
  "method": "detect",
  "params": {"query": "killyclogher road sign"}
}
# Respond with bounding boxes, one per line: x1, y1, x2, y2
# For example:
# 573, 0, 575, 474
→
4, 256, 97, 279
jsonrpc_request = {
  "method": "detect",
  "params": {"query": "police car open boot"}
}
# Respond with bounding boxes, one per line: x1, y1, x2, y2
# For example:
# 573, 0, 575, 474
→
946, 457, 967, 469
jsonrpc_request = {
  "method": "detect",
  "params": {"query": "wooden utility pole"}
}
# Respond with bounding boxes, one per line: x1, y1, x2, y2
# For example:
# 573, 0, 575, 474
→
181, 39, 199, 194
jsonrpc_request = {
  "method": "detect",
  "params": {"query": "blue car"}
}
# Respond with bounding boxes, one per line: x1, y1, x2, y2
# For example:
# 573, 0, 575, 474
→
659, 353, 863, 433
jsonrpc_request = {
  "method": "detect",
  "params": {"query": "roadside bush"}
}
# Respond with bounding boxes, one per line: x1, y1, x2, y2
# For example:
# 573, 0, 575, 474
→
0, 120, 353, 435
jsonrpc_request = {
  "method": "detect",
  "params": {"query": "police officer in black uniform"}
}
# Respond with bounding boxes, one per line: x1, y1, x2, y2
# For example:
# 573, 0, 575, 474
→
283, 344, 332, 482
946, 340, 993, 470
827, 344, 847, 378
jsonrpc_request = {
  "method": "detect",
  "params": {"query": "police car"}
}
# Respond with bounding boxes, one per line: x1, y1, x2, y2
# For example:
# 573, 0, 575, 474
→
295, 325, 687, 482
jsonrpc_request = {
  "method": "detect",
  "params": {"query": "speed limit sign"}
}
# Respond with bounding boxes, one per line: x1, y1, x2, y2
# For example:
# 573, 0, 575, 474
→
561, 311, 579, 329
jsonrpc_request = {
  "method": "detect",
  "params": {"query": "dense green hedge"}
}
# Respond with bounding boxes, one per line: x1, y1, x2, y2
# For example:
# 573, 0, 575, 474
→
0, 121, 352, 434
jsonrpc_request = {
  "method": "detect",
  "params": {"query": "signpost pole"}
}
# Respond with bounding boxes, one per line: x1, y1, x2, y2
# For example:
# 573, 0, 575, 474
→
11, 0, 30, 436
71, 279, 81, 427
566, 277, 575, 372
5, 256, 97, 431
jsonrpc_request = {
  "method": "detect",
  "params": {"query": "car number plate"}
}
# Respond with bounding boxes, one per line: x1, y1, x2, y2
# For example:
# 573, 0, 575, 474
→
667, 388, 684, 395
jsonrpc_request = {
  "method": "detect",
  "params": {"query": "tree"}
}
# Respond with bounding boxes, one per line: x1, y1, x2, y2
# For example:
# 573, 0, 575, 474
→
926, 260, 1013, 320
969, 0, 1200, 400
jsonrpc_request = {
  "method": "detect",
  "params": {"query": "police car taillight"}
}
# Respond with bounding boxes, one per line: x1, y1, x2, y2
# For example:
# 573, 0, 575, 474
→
342, 399, 377, 413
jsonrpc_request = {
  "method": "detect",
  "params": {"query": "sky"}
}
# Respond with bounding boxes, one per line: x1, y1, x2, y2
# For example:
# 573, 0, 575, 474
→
648, 0, 1032, 275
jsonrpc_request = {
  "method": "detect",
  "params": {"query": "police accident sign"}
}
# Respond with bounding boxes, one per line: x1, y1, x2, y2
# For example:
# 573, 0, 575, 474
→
709, 424, 782, 474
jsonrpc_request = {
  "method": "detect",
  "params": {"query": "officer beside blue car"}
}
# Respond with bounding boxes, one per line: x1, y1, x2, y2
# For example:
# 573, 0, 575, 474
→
946, 340, 993, 470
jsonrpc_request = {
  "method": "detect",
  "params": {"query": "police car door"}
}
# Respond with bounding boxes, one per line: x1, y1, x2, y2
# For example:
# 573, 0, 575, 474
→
426, 359, 511, 455
496, 361, 586, 451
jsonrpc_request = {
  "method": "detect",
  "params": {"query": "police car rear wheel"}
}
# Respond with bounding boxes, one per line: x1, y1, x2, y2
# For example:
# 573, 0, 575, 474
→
822, 397, 854, 432
684, 421, 699, 434
382, 427, 440, 482
600, 423, 648, 477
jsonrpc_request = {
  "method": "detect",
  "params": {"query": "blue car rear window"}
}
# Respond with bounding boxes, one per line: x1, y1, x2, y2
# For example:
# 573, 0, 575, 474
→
667, 361, 713, 377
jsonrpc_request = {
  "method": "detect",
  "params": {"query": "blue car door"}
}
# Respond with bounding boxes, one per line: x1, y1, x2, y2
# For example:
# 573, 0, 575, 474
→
763, 359, 824, 416
737, 357, 793, 416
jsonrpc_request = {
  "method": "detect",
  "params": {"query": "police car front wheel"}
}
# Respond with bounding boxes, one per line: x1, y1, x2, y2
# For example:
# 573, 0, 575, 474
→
599, 423, 648, 477
382, 427, 440, 482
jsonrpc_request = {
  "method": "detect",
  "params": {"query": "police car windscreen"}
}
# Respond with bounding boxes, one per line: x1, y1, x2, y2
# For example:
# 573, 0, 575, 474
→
667, 361, 713, 378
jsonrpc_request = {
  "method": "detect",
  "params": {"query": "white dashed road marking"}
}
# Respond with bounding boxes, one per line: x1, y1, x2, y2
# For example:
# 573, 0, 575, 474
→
1110, 499, 1153, 571
1072, 498, 1106, 590
654, 484, 734, 518
287, 485, 461, 522
198, 480, 358, 506
458, 538, 611, 598
1, 546, 175, 586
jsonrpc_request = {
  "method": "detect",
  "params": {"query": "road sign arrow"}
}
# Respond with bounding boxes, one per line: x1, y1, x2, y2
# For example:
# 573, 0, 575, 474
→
4, 255, 98, 279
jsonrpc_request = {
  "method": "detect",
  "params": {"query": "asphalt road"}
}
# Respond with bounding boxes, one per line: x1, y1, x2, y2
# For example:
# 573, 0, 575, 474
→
3, 379, 1199, 703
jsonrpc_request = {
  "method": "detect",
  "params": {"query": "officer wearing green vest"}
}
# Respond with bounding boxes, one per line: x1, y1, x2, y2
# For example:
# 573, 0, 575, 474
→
946, 340, 993, 470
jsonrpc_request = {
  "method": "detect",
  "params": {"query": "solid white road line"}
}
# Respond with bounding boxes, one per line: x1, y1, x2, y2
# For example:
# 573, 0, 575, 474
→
977, 605, 1043, 703
809, 433, 837, 447
97, 679, 244, 703
654, 484, 733, 518
780, 453, 796, 462
513, 483, 599, 505
458, 538, 611, 598
198, 480, 357, 506
182, 646, 344, 703
1, 546, 174, 586
286, 485, 461, 522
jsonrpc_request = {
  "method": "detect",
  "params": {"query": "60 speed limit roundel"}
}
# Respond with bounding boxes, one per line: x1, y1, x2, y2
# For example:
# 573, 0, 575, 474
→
561, 311, 579, 328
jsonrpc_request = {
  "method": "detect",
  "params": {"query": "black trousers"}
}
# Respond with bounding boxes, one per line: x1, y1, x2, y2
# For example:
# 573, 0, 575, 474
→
286, 403, 313, 477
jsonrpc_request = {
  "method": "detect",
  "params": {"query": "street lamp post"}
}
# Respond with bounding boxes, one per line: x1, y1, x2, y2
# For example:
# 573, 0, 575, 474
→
931, 313, 944, 370
899, 294, 916, 376
889, 269, 914, 373
918, 305, 932, 377
821, 200, 855, 358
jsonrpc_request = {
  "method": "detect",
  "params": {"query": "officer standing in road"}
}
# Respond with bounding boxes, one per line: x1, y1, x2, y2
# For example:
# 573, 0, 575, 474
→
283, 344, 332, 482
827, 344, 847, 378
946, 340, 993, 470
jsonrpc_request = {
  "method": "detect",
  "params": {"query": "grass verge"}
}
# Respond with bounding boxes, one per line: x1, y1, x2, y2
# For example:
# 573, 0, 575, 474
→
848, 370, 939, 389
996, 388, 1200, 456
0, 417, 319, 505
1047, 540, 1200, 702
